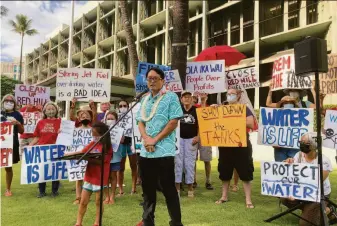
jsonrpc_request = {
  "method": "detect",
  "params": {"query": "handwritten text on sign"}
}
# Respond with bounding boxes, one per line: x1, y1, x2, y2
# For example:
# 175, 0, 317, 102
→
226, 67, 260, 90
271, 54, 312, 91
320, 54, 337, 94
164, 70, 183, 93
196, 104, 247, 147
323, 110, 337, 149
66, 128, 92, 181
15, 84, 50, 106
110, 127, 124, 153
135, 62, 171, 93
117, 112, 133, 137
21, 145, 68, 184
56, 68, 111, 102
261, 161, 320, 202
22, 112, 42, 134
186, 60, 225, 94
1, 123, 13, 168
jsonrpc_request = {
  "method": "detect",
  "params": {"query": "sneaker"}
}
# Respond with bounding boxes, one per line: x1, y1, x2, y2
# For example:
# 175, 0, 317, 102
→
4, 190, 12, 197
205, 183, 214, 190
188, 191, 194, 198
136, 220, 144, 226
193, 182, 198, 188
51, 192, 59, 197
37, 193, 46, 198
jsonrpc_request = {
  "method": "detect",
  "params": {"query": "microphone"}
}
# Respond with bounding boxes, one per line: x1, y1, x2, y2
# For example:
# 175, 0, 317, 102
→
134, 88, 149, 101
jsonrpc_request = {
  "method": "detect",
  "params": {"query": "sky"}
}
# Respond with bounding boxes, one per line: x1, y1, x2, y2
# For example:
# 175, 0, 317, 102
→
0, 1, 88, 62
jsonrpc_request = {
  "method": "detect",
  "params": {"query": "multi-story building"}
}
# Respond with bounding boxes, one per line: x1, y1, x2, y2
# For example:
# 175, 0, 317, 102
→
26, 0, 337, 107
1, 57, 25, 80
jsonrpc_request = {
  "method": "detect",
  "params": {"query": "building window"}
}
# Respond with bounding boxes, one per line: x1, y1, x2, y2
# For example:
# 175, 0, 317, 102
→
188, 21, 197, 57
230, 5, 241, 45
307, 0, 318, 25
208, 0, 228, 11
208, 11, 228, 47
14, 65, 17, 72
288, 0, 300, 30
243, 0, 254, 42
14, 74, 16, 80
260, 0, 283, 37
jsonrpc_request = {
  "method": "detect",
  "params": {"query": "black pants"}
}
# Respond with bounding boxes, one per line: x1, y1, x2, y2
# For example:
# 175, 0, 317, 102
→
139, 156, 183, 226
38, 181, 59, 194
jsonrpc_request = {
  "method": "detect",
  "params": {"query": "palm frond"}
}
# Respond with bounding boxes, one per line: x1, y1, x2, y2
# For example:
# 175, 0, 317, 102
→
26, 29, 38, 36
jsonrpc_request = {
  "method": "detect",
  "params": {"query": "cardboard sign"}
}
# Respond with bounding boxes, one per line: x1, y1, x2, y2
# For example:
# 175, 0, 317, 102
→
56, 68, 111, 102
226, 67, 260, 90
110, 127, 124, 153
196, 104, 247, 147
15, 84, 50, 106
117, 112, 133, 137
135, 62, 171, 93
1, 123, 13, 168
66, 128, 92, 181
271, 54, 313, 91
320, 54, 337, 94
261, 161, 320, 202
323, 110, 337, 149
164, 70, 183, 93
186, 60, 225, 94
56, 120, 75, 146
22, 112, 42, 134
21, 145, 68, 184
258, 108, 314, 149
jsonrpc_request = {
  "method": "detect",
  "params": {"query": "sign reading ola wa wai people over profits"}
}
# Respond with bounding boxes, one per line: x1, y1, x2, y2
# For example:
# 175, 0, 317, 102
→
323, 110, 337, 149
21, 145, 68, 184
135, 62, 171, 93
261, 161, 320, 202
196, 104, 247, 147
320, 54, 337, 94
186, 60, 225, 94
0, 123, 14, 168
15, 84, 50, 106
164, 70, 183, 93
22, 112, 43, 134
225, 67, 260, 90
271, 54, 313, 91
56, 68, 111, 102
258, 107, 314, 149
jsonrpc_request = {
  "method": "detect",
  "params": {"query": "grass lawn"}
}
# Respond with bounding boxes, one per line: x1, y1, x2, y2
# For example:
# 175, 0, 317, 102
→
1, 160, 336, 226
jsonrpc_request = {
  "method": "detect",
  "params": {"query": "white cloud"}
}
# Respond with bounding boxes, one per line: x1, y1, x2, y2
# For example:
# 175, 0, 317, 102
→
0, 1, 88, 62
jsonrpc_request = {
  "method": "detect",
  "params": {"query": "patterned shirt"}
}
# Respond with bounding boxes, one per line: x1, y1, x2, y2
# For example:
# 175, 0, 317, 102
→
136, 89, 183, 158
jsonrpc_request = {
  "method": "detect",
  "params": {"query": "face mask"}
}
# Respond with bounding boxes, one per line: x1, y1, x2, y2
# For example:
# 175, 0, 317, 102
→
3, 101, 14, 110
45, 109, 56, 118
119, 107, 128, 114
283, 103, 294, 109
289, 91, 300, 99
300, 143, 311, 154
81, 119, 90, 126
227, 94, 237, 104
106, 120, 116, 126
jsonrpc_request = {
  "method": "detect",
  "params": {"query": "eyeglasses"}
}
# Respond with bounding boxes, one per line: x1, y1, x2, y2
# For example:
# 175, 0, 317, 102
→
119, 105, 127, 108
146, 77, 162, 82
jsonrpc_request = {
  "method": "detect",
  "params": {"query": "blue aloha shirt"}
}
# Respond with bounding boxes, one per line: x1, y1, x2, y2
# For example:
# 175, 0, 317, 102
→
136, 89, 183, 158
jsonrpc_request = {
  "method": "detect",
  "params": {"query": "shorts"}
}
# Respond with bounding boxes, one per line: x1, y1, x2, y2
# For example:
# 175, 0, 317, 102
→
82, 181, 107, 192
110, 162, 121, 172
274, 147, 299, 162
197, 144, 212, 162
218, 140, 254, 182
120, 144, 134, 158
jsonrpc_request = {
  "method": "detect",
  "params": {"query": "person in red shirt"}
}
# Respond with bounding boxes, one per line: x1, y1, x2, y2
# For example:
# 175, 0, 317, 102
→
65, 122, 112, 226
70, 98, 97, 127
29, 102, 61, 198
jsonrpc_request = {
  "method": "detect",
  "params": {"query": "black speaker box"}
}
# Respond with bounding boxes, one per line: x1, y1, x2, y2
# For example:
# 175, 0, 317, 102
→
294, 37, 328, 76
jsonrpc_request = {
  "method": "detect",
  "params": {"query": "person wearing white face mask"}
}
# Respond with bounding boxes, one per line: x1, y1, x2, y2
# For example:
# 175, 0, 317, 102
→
1, 94, 24, 197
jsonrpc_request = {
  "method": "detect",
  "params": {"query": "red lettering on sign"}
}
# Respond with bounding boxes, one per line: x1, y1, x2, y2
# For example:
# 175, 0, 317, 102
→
1, 148, 12, 167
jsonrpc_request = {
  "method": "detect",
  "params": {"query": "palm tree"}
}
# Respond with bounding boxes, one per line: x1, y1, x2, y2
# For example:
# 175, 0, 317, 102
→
1, 5, 8, 17
171, 0, 189, 89
119, 0, 139, 87
9, 14, 38, 82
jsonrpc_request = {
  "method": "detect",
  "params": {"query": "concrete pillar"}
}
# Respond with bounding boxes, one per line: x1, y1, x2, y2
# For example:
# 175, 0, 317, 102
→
227, 17, 231, 46
240, 3, 244, 43
155, 26, 159, 63
284, 0, 289, 32
164, 2, 169, 64
300, 0, 307, 27
113, 1, 119, 77
202, 1, 208, 50
254, 0, 260, 109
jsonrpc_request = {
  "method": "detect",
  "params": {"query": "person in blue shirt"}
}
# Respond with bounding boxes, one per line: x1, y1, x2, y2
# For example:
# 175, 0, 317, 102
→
136, 68, 183, 226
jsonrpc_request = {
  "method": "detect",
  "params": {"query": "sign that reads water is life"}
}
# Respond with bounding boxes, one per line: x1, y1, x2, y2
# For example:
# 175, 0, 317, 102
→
56, 68, 111, 102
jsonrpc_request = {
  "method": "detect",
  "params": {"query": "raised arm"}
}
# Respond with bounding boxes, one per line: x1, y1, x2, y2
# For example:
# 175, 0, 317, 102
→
69, 98, 77, 121
266, 82, 277, 108
89, 100, 97, 122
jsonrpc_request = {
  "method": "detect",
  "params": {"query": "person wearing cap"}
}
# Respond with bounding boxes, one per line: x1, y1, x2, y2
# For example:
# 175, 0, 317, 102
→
175, 91, 199, 198
29, 101, 61, 198
283, 132, 335, 226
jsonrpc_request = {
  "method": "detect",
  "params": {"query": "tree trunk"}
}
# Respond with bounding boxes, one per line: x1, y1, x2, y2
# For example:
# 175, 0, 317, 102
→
19, 33, 24, 82
171, 0, 189, 89
120, 0, 139, 88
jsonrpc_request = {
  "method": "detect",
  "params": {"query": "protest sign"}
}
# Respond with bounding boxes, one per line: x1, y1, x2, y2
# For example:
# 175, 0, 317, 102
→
110, 127, 124, 152
56, 68, 111, 102
226, 67, 259, 90
164, 70, 183, 93
258, 107, 314, 149
21, 145, 68, 184
15, 84, 50, 106
1, 123, 13, 168
135, 62, 171, 93
196, 104, 247, 147
261, 161, 320, 202
186, 60, 225, 94
22, 112, 42, 134
56, 120, 75, 146
117, 112, 133, 137
323, 110, 337, 149
65, 128, 92, 181
271, 54, 312, 91
320, 54, 337, 94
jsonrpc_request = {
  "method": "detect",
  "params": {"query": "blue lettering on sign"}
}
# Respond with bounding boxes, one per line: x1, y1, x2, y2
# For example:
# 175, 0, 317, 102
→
262, 181, 317, 200
261, 108, 309, 127
27, 165, 39, 184
330, 114, 337, 123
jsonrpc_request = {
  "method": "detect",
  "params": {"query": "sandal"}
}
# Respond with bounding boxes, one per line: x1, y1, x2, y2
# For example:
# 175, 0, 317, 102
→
246, 203, 255, 209
4, 190, 12, 197
230, 185, 239, 192
73, 197, 81, 205
215, 199, 228, 204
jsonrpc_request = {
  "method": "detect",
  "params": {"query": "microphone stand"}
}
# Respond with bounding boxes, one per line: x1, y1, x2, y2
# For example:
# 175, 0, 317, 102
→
76, 92, 146, 226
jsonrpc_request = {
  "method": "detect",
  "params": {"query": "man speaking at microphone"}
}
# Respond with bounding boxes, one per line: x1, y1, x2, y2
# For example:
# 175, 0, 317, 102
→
136, 68, 184, 226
